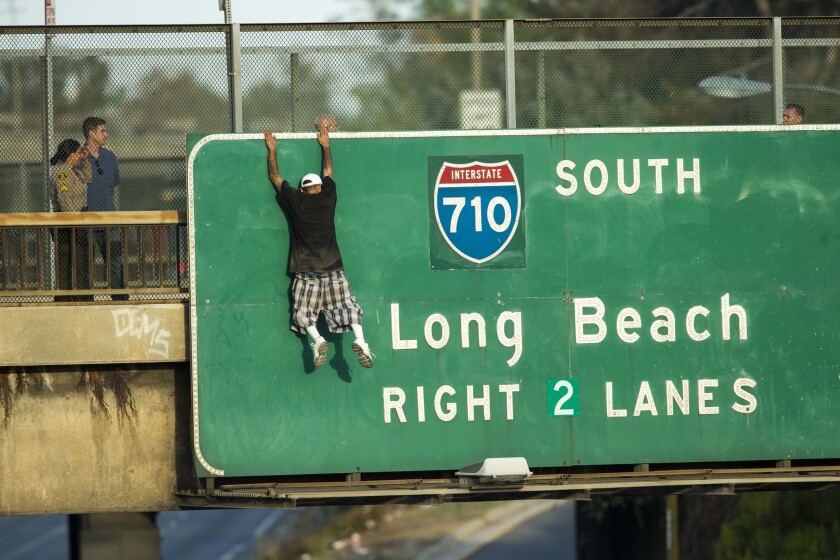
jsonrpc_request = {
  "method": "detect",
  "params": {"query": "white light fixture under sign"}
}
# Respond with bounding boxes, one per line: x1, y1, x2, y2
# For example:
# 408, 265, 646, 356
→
456, 457, 532, 485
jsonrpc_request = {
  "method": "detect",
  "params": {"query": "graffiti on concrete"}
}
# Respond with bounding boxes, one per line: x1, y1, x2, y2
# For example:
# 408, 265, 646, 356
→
112, 309, 171, 359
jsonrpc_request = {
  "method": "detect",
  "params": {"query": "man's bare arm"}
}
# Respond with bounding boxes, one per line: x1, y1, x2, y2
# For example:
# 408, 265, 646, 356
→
317, 127, 333, 179
264, 129, 284, 192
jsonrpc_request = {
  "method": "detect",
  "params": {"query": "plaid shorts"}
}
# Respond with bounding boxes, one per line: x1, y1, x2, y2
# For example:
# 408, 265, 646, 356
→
290, 270, 363, 334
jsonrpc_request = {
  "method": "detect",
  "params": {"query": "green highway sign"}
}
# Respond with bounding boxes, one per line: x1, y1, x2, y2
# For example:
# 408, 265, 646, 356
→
188, 127, 840, 477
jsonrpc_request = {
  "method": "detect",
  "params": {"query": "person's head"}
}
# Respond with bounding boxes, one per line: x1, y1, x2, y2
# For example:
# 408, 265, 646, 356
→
300, 173, 322, 194
783, 104, 805, 124
50, 138, 81, 166
82, 116, 108, 146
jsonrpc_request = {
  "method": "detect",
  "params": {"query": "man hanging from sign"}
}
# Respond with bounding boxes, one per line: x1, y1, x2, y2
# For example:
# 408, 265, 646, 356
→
262, 115, 374, 369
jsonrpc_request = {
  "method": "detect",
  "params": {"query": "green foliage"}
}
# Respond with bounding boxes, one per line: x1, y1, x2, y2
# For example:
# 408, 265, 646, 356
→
0, 55, 111, 118
243, 55, 334, 133
343, 0, 840, 129
0, 59, 43, 114
54, 56, 113, 113
715, 492, 840, 560
122, 68, 228, 135
393, 0, 840, 19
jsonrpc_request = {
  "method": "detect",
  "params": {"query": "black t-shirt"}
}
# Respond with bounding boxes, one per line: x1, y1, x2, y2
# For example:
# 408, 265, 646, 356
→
277, 175, 344, 272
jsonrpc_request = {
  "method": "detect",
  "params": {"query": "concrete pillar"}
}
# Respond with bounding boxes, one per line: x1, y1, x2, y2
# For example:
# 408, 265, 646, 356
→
70, 512, 161, 560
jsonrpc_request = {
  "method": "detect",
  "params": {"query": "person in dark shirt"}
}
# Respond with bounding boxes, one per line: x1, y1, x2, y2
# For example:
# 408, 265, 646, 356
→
263, 123, 373, 369
83, 116, 127, 300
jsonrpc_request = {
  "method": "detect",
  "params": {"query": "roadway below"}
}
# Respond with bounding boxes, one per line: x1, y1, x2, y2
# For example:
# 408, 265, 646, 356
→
463, 502, 575, 560
0, 509, 293, 560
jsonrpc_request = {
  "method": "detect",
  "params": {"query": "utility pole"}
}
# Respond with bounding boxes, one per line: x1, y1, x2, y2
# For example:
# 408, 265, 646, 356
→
219, 0, 242, 132
219, 0, 231, 24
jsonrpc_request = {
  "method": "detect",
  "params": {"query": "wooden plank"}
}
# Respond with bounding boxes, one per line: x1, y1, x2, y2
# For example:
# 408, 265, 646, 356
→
0, 211, 186, 227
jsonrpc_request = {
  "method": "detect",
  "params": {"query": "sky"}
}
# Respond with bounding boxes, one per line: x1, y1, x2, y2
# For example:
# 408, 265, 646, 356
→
2, 0, 414, 26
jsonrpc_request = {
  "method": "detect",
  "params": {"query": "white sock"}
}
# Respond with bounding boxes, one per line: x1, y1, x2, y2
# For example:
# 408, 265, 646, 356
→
306, 325, 322, 343
351, 323, 364, 343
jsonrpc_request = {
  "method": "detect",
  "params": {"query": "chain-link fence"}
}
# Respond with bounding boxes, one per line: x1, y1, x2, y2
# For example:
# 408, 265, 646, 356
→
514, 18, 777, 128
782, 18, 840, 124
1, 18, 840, 215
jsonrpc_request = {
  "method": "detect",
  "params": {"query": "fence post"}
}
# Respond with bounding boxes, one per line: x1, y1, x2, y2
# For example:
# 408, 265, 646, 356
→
772, 17, 784, 124
42, 28, 56, 288
537, 50, 546, 128
290, 53, 299, 131
470, 1, 482, 90
42, 31, 54, 211
504, 19, 517, 129
226, 22, 243, 133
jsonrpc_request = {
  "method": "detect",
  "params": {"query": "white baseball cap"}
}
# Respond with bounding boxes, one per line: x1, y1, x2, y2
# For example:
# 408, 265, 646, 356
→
300, 173, 322, 188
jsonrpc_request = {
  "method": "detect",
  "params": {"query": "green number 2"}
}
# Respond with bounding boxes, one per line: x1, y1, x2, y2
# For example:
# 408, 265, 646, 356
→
548, 378, 580, 417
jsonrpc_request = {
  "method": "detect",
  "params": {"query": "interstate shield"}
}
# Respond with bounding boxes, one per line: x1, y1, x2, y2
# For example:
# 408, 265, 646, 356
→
433, 161, 521, 264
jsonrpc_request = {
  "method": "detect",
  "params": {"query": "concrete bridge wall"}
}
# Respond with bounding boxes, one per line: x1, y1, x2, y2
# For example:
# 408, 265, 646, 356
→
0, 304, 191, 516
0, 304, 187, 366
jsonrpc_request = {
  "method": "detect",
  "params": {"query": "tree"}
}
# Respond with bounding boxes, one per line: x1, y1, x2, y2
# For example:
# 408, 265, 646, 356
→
342, 1, 677, 129
392, 0, 840, 19
243, 54, 334, 133
345, 0, 840, 129
0, 59, 41, 117
716, 492, 840, 560
0, 55, 112, 134
122, 68, 228, 138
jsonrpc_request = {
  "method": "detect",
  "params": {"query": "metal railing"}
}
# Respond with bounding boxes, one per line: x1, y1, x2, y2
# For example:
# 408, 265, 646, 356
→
0, 211, 187, 303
